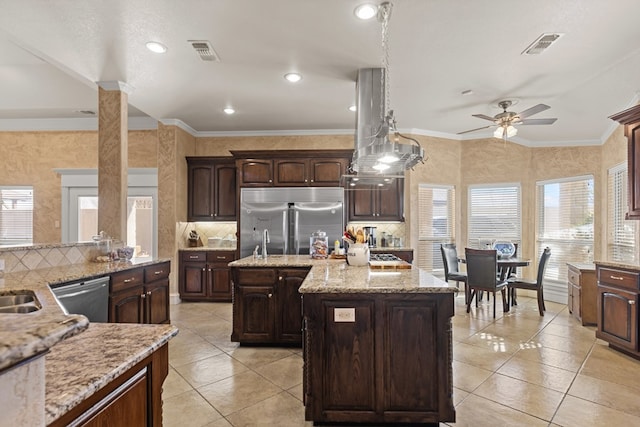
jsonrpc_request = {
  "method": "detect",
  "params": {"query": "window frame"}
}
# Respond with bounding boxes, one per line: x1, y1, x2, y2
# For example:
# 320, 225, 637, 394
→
417, 184, 455, 273
0, 186, 34, 246
467, 183, 522, 249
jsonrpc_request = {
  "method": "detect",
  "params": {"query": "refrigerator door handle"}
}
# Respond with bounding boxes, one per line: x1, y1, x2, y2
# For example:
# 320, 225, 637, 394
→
294, 210, 300, 254
282, 210, 288, 254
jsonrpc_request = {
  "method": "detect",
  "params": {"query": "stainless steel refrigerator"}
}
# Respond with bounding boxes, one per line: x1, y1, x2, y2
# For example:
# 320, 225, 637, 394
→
239, 187, 344, 258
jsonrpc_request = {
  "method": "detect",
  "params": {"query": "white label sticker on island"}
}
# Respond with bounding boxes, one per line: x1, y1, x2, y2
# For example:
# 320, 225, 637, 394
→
334, 308, 356, 322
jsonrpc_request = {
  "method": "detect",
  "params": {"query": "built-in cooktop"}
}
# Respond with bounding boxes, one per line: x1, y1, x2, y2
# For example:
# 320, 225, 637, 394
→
369, 253, 402, 262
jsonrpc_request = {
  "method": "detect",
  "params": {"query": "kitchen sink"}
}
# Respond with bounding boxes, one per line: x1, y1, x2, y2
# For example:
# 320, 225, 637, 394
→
0, 291, 42, 314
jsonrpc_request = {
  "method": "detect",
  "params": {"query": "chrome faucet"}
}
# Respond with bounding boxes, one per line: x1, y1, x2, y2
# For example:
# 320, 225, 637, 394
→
262, 229, 270, 259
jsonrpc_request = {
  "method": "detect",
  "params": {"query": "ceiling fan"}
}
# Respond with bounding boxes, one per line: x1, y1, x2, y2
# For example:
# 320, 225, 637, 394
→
457, 100, 557, 139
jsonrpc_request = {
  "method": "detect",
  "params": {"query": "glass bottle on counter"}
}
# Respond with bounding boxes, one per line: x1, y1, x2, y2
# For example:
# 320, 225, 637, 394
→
310, 230, 329, 259
380, 232, 387, 247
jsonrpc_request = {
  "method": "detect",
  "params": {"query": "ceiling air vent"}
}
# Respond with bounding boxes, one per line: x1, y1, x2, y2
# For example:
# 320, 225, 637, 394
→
522, 33, 563, 55
188, 40, 220, 62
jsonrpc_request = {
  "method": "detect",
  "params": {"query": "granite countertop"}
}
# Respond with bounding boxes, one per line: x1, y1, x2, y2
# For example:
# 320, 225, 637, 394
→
0, 257, 170, 371
45, 322, 178, 425
594, 259, 640, 270
567, 262, 595, 271
229, 255, 457, 294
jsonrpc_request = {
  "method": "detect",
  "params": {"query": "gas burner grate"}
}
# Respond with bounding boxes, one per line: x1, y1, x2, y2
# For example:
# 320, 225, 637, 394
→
370, 253, 402, 262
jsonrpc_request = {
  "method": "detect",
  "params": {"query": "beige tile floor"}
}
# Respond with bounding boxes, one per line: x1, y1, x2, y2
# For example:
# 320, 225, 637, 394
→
163, 294, 640, 427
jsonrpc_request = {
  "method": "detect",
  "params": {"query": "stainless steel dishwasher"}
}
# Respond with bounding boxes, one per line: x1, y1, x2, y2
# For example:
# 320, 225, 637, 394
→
51, 276, 110, 322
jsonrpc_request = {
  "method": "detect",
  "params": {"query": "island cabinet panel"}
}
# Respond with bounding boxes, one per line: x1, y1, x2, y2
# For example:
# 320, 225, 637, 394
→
231, 266, 310, 344
596, 264, 640, 358
303, 293, 455, 424
567, 264, 597, 325
49, 343, 169, 427
321, 300, 376, 412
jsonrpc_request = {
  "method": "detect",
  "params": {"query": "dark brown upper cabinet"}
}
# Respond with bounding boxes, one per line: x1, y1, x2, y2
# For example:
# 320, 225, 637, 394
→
187, 157, 237, 221
610, 104, 640, 219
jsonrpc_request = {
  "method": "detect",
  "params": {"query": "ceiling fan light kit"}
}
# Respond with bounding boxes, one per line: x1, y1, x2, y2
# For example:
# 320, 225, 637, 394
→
458, 99, 557, 140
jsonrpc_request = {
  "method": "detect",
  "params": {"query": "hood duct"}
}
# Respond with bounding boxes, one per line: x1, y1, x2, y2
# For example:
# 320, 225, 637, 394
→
350, 67, 424, 176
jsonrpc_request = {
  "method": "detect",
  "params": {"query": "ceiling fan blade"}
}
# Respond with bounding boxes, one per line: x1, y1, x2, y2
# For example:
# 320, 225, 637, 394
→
472, 114, 497, 122
517, 104, 550, 119
518, 118, 558, 125
457, 125, 494, 135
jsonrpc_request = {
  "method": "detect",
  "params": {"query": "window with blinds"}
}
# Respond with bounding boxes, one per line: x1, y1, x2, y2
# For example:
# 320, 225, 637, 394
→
608, 163, 638, 263
537, 175, 594, 283
467, 184, 521, 249
417, 184, 455, 272
0, 186, 33, 246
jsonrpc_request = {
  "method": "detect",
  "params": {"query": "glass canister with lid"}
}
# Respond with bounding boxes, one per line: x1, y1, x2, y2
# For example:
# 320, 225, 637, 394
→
310, 230, 329, 259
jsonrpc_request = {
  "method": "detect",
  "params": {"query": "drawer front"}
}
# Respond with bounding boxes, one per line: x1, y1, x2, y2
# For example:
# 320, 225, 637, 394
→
235, 268, 277, 286
208, 251, 236, 263
598, 267, 640, 291
568, 267, 580, 286
144, 261, 171, 282
111, 268, 144, 293
182, 251, 206, 262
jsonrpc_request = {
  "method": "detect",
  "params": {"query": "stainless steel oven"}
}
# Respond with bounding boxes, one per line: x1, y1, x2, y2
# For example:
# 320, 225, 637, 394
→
50, 276, 109, 322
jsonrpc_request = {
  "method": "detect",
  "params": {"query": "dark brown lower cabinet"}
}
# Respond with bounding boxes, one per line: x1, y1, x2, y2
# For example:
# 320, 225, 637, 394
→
48, 343, 169, 427
231, 267, 309, 344
179, 250, 236, 302
303, 292, 455, 425
596, 264, 640, 359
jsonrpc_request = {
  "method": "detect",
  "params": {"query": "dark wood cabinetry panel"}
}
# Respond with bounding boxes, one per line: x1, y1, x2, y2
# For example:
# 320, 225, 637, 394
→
237, 159, 274, 186
109, 261, 170, 324
610, 105, 640, 219
49, 344, 168, 427
567, 264, 596, 325
187, 157, 237, 221
232, 150, 352, 188
231, 266, 310, 344
596, 264, 640, 358
303, 292, 455, 424
179, 250, 237, 302
348, 179, 404, 221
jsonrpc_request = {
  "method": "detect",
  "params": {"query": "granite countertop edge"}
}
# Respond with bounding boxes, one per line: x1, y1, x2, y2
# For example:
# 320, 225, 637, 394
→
44, 323, 179, 424
594, 260, 640, 270
0, 257, 170, 371
229, 255, 457, 294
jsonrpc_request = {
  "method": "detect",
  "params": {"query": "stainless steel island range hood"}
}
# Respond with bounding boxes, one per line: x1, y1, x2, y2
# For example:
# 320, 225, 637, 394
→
348, 68, 424, 180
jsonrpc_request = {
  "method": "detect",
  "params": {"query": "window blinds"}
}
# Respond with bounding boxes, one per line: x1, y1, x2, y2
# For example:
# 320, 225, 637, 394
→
467, 184, 521, 248
0, 186, 33, 245
417, 184, 455, 272
537, 176, 593, 282
608, 163, 638, 263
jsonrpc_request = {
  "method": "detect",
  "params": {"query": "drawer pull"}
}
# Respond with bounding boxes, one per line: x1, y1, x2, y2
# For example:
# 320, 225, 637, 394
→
154, 270, 164, 275
609, 275, 625, 281
123, 277, 136, 283
216, 256, 226, 260
189, 255, 199, 259
630, 300, 636, 305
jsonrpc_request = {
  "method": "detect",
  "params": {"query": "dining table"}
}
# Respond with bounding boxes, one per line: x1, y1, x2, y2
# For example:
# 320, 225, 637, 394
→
458, 255, 531, 308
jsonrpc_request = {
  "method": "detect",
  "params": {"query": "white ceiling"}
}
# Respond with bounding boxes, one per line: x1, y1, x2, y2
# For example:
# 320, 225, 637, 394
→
1, 0, 640, 146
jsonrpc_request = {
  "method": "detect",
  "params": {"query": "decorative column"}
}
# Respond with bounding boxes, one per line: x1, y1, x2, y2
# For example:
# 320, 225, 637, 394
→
97, 81, 133, 242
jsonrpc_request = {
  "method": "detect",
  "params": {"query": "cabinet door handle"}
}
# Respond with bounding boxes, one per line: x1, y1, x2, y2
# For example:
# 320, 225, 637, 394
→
123, 277, 136, 283
202, 268, 206, 272
154, 270, 163, 275
279, 276, 283, 281
147, 291, 152, 296
630, 300, 636, 305
268, 293, 273, 298
310, 179, 314, 182
208, 268, 212, 272
610, 275, 624, 280
269, 179, 273, 183
141, 293, 146, 299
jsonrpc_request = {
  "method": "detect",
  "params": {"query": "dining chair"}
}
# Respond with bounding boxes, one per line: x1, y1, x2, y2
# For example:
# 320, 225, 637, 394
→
440, 243, 468, 302
507, 247, 551, 316
465, 248, 508, 318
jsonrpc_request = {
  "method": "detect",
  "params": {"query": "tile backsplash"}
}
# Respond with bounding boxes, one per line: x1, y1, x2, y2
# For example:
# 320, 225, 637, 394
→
0, 243, 96, 274
177, 222, 238, 249
346, 222, 406, 247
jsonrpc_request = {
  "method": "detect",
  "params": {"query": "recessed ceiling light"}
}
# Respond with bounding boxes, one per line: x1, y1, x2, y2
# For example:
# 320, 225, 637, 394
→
349, 105, 357, 112
284, 73, 302, 83
223, 107, 235, 115
354, 3, 378, 20
145, 41, 167, 53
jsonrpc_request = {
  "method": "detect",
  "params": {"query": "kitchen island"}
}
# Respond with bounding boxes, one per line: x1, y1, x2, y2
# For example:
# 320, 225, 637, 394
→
0, 257, 178, 426
229, 255, 457, 425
